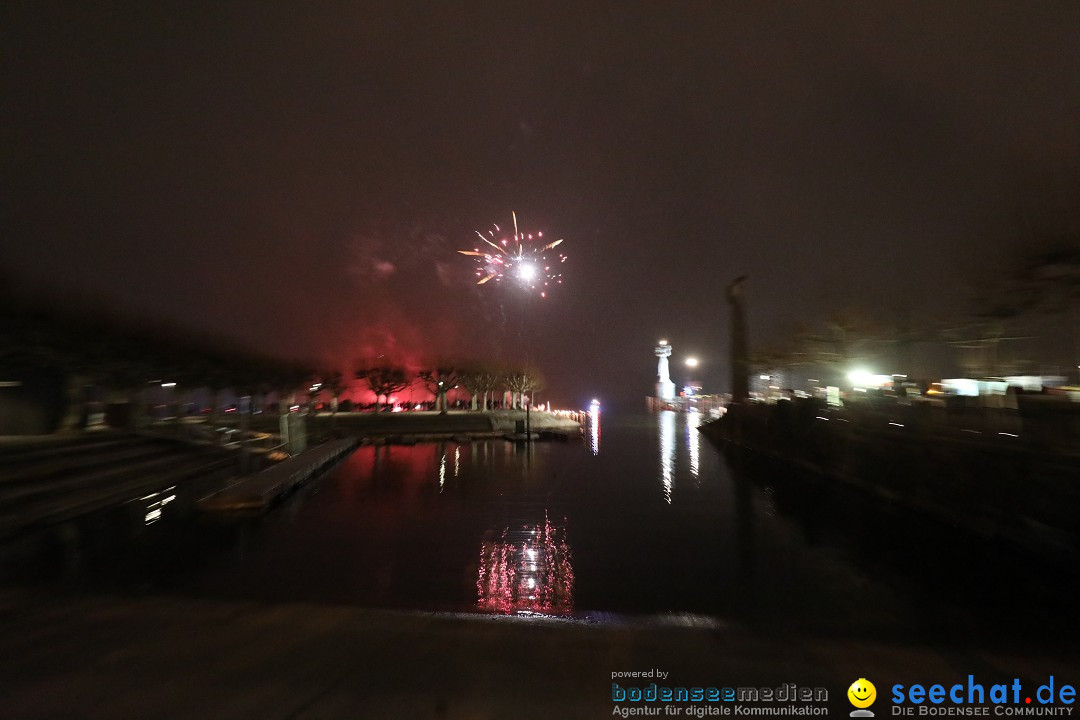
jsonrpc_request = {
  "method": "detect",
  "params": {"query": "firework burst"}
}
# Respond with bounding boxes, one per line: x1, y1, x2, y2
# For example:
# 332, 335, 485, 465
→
458, 211, 567, 297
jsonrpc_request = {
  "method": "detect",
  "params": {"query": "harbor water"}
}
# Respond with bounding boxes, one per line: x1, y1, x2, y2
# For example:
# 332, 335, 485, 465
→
5, 411, 1077, 648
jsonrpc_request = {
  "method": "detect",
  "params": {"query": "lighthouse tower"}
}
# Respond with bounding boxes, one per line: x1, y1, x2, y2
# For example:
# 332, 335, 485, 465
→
654, 340, 675, 401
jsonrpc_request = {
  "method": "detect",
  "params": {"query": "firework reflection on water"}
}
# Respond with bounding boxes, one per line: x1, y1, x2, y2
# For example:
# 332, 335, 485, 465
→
477, 512, 575, 614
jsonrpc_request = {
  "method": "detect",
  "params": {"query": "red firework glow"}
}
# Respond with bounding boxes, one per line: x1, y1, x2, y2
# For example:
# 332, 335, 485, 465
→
476, 512, 575, 614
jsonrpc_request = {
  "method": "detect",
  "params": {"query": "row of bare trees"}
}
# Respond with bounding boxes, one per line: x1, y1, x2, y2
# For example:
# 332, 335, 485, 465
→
0, 287, 319, 431
746, 234, 1080, 384
351, 364, 544, 414
1, 283, 550, 432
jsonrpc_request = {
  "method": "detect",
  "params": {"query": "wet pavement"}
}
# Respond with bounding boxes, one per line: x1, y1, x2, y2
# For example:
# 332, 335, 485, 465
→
2, 587, 1078, 720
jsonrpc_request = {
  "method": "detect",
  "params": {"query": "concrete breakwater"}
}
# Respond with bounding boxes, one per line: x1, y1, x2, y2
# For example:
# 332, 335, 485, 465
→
228, 409, 584, 442
700, 398, 1080, 554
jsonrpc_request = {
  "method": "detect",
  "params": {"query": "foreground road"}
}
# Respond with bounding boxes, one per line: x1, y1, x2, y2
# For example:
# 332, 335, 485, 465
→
1, 589, 1077, 720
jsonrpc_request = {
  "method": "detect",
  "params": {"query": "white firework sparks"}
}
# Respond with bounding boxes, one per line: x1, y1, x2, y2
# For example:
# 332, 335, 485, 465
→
458, 211, 567, 298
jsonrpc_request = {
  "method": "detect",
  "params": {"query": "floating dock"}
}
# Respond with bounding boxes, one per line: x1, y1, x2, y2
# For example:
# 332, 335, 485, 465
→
198, 438, 358, 513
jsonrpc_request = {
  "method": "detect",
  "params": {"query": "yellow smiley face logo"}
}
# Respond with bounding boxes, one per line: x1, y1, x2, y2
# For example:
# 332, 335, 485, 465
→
848, 678, 877, 708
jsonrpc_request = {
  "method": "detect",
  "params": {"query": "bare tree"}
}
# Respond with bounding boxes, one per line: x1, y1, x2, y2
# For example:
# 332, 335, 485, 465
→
1000, 238, 1080, 316
356, 366, 410, 411
784, 311, 886, 385
504, 367, 543, 409
274, 362, 316, 415
949, 236, 1080, 376
321, 370, 346, 428
457, 365, 501, 411
477, 370, 500, 411
457, 367, 484, 411
419, 366, 459, 414
0, 283, 324, 435
519, 368, 543, 407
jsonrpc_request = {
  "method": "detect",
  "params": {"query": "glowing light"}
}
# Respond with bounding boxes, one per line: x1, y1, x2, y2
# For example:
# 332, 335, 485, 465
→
685, 357, 698, 368
459, 211, 567, 296
658, 339, 668, 346
142, 486, 177, 526
588, 401, 601, 455
847, 370, 891, 388
161, 382, 176, 388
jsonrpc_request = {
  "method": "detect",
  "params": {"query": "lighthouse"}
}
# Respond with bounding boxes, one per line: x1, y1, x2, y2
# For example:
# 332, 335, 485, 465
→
654, 340, 675, 401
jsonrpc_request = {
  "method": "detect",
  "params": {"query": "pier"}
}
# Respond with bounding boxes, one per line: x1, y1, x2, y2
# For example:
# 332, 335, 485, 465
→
198, 437, 358, 512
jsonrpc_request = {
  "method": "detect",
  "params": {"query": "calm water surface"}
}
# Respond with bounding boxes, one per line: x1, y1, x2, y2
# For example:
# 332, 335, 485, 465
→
10, 411, 1078, 644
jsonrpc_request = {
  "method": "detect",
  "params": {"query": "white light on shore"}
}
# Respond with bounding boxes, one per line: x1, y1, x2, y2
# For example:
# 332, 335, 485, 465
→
848, 370, 891, 388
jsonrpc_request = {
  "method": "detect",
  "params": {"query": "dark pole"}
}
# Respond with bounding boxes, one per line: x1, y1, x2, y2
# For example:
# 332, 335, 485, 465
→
727, 276, 750, 402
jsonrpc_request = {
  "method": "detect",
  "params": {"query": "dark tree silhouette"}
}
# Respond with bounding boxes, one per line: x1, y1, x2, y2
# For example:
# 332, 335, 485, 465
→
504, 368, 543, 409
457, 366, 500, 411
419, 366, 459, 414
357, 366, 410, 411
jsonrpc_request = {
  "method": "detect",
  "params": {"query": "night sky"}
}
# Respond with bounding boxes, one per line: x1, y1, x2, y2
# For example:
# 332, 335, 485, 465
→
3, 2, 1079, 408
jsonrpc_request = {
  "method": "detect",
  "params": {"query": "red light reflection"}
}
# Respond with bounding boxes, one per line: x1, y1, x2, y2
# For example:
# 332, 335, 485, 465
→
476, 512, 574, 614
